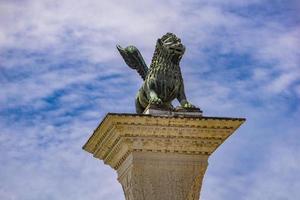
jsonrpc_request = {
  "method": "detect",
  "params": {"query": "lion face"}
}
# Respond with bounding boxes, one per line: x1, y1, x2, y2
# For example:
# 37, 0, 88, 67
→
159, 32, 186, 56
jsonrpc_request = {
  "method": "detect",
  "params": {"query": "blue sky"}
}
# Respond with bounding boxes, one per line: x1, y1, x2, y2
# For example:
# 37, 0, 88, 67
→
0, 0, 299, 199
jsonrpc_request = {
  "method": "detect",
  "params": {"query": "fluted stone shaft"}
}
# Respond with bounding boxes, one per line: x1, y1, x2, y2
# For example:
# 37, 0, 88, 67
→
117, 152, 208, 200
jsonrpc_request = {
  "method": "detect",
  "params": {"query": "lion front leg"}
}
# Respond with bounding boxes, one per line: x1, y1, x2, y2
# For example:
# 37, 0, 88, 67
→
145, 81, 163, 106
177, 83, 197, 109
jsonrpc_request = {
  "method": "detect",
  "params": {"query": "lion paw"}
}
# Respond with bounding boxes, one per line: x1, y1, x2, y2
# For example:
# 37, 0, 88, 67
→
149, 97, 162, 105
182, 102, 196, 109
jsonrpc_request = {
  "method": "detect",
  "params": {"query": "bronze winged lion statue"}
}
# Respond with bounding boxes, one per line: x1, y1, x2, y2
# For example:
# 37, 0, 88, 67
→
117, 32, 201, 114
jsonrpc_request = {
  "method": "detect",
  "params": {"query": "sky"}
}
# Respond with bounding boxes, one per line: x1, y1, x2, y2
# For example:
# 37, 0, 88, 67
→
0, 0, 299, 199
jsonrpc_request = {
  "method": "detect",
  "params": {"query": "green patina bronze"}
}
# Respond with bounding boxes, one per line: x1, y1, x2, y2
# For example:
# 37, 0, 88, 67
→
117, 32, 200, 114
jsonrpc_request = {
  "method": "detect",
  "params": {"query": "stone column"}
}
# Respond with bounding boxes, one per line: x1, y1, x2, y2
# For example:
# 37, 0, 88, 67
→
83, 113, 245, 200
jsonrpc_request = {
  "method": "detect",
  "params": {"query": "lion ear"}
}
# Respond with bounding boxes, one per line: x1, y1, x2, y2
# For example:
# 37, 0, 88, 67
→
157, 39, 163, 46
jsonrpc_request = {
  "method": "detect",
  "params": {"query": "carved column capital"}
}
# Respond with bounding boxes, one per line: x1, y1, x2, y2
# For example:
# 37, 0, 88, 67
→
83, 113, 245, 200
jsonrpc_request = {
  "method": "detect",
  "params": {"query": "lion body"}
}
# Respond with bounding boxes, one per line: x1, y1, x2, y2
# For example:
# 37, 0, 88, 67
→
135, 39, 185, 113
117, 32, 196, 114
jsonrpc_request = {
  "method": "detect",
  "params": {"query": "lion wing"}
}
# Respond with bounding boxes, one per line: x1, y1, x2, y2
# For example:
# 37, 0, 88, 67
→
116, 45, 148, 80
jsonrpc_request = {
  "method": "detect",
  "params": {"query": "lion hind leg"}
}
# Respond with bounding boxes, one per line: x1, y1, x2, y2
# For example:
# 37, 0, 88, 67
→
135, 95, 145, 114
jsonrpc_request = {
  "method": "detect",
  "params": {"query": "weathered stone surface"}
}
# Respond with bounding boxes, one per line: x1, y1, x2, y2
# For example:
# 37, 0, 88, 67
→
118, 152, 207, 200
83, 113, 245, 200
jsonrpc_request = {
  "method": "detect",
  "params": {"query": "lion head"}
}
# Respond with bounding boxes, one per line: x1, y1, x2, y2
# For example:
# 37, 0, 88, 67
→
157, 32, 185, 63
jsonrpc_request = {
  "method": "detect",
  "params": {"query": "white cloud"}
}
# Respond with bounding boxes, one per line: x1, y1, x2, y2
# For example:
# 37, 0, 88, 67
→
266, 72, 300, 93
244, 139, 300, 199
201, 116, 300, 200
2, 0, 298, 109
0, 0, 299, 200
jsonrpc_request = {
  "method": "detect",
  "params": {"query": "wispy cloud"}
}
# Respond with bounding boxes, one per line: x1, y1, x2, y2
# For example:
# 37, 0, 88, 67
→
0, 0, 299, 199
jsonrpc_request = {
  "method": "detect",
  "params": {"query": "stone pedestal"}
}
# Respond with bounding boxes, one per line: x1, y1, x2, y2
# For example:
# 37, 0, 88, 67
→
83, 113, 245, 200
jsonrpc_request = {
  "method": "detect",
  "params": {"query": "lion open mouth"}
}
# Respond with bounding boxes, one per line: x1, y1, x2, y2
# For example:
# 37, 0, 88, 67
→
169, 45, 185, 54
